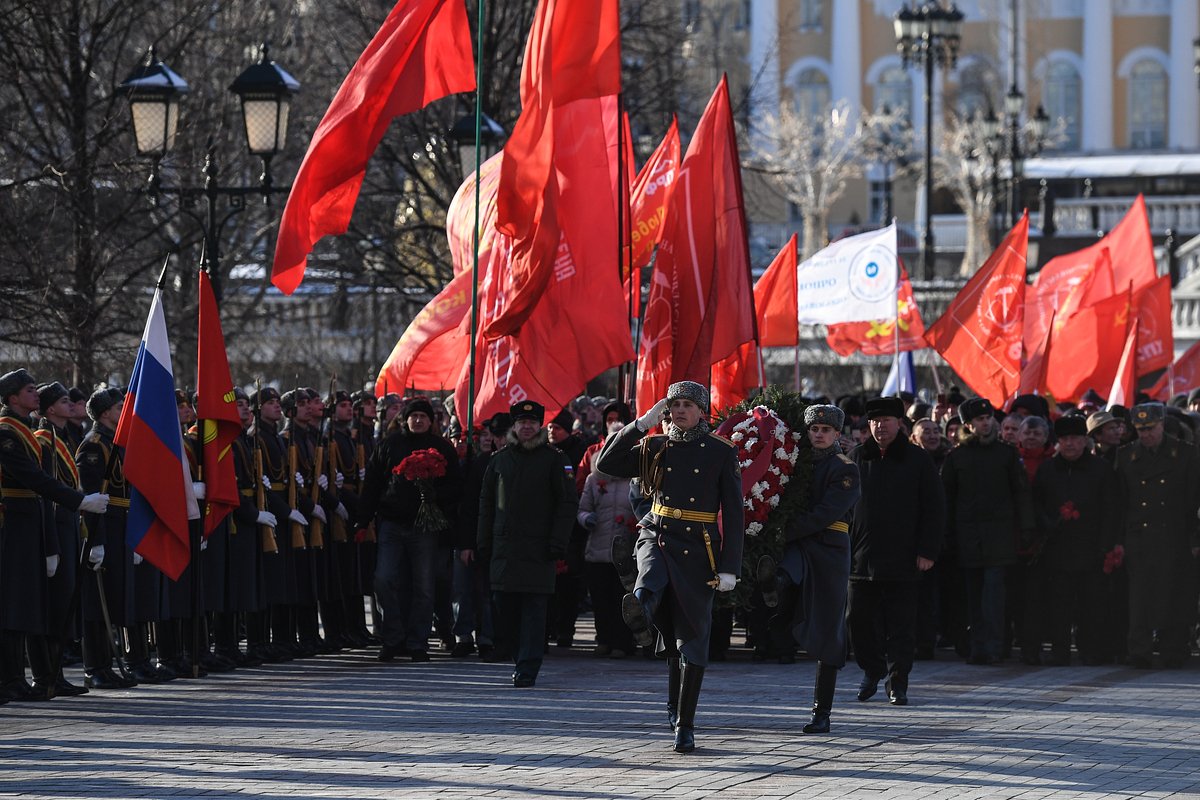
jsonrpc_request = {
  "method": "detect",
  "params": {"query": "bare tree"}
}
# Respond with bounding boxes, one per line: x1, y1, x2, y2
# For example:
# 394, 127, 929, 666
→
932, 110, 999, 276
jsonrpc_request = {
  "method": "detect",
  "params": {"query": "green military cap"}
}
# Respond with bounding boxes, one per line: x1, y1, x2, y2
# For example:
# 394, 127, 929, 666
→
1131, 402, 1164, 429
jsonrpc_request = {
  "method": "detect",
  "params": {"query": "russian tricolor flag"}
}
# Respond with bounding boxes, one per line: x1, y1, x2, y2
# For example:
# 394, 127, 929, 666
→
115, 280, 200, 580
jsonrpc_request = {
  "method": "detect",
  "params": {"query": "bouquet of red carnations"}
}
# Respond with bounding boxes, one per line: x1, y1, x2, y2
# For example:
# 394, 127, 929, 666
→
393, 448, 449, 533
1102, 544, 1125, 575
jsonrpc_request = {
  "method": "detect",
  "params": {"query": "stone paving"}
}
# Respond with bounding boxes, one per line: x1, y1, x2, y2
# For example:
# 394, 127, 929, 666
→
2, 624, 1199, 799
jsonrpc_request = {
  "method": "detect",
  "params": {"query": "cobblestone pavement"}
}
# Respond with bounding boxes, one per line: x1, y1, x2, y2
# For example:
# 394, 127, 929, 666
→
3, 625, 1199, 800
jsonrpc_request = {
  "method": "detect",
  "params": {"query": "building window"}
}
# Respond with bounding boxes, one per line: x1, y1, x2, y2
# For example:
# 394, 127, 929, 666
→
868, 180, 888, 224
734, 0, 751, 30
794, 67, 830, 118
1043, 61, 1081, 150
799, 0, 822, 31
955, 61, 996, 119
1128, 59, 1167, 149
875, 66, 911, 116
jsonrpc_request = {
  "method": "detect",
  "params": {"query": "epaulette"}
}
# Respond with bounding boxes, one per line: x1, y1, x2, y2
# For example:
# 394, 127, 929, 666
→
708, 432, 735, 447
837, 453, 854, 465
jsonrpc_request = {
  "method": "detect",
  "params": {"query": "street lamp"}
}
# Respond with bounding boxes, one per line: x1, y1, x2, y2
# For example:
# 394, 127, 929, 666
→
981, 105, 1003, 244
119, 43, 299, 302
448, 112, 506, 175
894, 2, 964, 281
1000, 85, 1049, 226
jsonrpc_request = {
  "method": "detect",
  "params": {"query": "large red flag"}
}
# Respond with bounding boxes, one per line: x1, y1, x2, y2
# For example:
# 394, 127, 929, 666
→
455, 96, 633, 424
826, 261, 926, 356
271, 0, 476, 294
628, 117, 681, 272
636, 76, 756, 408
196, 271, 242, 535
1044, 287, 1133, 402
488, 0, 621, 337
1135, 274, 1174, 376
1024, 194, 1154, 353
710, 342, 761, 412
1150, 340, 1200, 400
925, 213, 1028, 406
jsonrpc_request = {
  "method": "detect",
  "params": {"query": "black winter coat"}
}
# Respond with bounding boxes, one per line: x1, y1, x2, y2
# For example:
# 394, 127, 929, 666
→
941, 429, 1034, 568
849, 435, 945, 581
358, 430, 461, 528
1032, 451, 1116, 571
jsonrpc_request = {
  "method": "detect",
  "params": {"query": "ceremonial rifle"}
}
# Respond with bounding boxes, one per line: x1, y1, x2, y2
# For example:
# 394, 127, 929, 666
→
324, 375, 347, 543
286, 386, 306, 550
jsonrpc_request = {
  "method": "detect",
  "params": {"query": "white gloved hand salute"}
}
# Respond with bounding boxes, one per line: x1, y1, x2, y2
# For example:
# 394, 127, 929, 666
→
636, 398, 670, 431
256, 510, 278, 528
78, 493, 109, 514
288, 509, 308, 526
716, 573, 737, 592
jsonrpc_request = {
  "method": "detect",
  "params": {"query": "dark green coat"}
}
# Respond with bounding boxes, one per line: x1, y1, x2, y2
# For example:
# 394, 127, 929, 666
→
478, 431, 577, 595
941, 429, 1034, 568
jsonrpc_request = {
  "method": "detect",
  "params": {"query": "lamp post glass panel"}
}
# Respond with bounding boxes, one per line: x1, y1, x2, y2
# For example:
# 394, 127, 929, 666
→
893, 2, 963, 281
449, 112, 506, 176
119, 43, 298, 302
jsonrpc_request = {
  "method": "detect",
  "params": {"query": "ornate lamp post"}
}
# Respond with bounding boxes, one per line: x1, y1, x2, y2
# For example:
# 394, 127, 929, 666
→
894, 2, 964, 281
119, 44, 299, 302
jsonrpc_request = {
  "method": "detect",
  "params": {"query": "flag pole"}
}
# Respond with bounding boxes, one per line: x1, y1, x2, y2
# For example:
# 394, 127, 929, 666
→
465, 0, 485, 447
616, 93, 629, 403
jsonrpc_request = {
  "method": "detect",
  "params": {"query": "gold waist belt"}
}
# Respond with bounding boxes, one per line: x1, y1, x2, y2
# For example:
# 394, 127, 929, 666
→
652, 502, 717, 523
1, 488, 37, 499
240, 488, 256, 497
827, 521, 849, 534
269, 482, 285, 491
108, 497, 130, 509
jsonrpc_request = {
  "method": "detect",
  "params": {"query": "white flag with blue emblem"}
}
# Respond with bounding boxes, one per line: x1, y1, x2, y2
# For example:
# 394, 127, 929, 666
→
795, 223, 899, 325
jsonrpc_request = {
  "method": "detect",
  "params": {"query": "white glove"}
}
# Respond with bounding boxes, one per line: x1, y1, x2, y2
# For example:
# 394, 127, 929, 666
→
200, 538, 208, 552
358, 467, 366, 481
335, 503, 349, 521
288, 509, 308, 526
78, 493, 109, 514
262, 474, 272, 490
317, 473, 329, 491
46, 555, 59, 578
294, 472, 305, 489
256, 510, 277, 528
133, 552, 144, 565
636, 398, 670, 431
335, 472, 345, 490
88, 545, 105, 570
716, 573, 737, 592
311, 505, 328, 524
192, 482, 206, 500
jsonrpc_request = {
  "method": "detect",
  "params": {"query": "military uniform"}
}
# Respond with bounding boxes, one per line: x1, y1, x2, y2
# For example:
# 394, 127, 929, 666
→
255, 413, 300, 657
1115, 404, 1200, 667
212, 423, 266, 663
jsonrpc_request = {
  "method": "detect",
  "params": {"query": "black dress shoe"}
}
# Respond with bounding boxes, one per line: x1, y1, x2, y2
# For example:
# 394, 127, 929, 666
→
621, 592, 655, 647
83, 669, 125, 690
200, 652, 238, 673
802, 712, 830, 734
512, 673, 536, 688
856, 674, 881, 702
153, 661, 179, 682
478, 645, 498, 662
129, 661, 167, 684
377, 644, 400, 662
885, 678, 908, 706
450, 641, 476, 658
408, 649, 431, 663
24, 681, 56, 701
673, 726, 695, 753
53, 678, 88, 697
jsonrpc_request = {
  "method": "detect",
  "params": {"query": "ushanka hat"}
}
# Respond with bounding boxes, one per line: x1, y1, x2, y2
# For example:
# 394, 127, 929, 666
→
666, 380, 709, 412
86, 387, 124, 420
1131, 402, 1165, 429
958, 397, 995, 423
36, 382, 70, 414
0, 369, 36, 403
803, 404, 845, 430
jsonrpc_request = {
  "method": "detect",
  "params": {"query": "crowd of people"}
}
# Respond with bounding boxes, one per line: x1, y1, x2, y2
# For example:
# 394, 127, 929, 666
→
0, 365, 1197, 752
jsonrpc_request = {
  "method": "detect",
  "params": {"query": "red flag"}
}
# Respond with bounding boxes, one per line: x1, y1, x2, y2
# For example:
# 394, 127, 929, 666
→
1135, 274, 1173, 376
454, 97, 633, 424
196, 271, 242, 535
374, 270, 472, 396
629, 117, 681, 272
1044, 287, 1133, 403
1017, 309, 1055, 399
636, 76, 756, 407
710, 342, 761, 412
1107, 315, 1140, 408
826, 261, 926, 356
1150, 340, 1200, 400
488, 0, 621, 337
755, 234, 799, 347
271, 0, 476, 294
925, 213, 1028, 406
1024, 195, 1154, 353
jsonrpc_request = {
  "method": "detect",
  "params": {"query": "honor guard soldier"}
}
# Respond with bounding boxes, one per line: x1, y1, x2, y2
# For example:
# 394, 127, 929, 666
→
596, 381, 744, 754
1115, 402, 1200, 668
0, 370, 107, 701
75, 387, 135, 689
280, 388, 328, 655
758, 403, 859, 734
347, 390, 378, 643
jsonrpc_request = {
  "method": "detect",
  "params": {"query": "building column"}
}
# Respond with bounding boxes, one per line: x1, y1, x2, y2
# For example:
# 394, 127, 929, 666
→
1169, 0, 1199, 149
830, 0, 861, 123
748, 0, 780, 151
1082, 0, 1113, 152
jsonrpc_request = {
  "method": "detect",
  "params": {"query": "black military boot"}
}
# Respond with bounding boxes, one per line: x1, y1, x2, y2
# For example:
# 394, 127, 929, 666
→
1, 631, 42, 701
26, 635, 57, 700
673, 662, 705, 753
47, 640, 87, 697
802, 662, 838, 734
611, 534, 638, 592
621, 589, 657, 648
666, 657, 682, 730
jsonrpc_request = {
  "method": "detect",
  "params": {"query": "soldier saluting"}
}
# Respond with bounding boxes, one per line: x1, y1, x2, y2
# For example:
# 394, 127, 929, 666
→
596, 381, 743, 754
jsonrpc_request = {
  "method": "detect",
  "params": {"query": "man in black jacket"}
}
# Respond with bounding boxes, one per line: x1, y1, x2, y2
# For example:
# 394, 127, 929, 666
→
358, 398, 461, 662
848, 396, 944, 706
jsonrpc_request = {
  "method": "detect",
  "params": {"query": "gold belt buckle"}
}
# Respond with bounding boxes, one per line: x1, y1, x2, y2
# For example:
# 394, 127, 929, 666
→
671, 508, 682, 519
